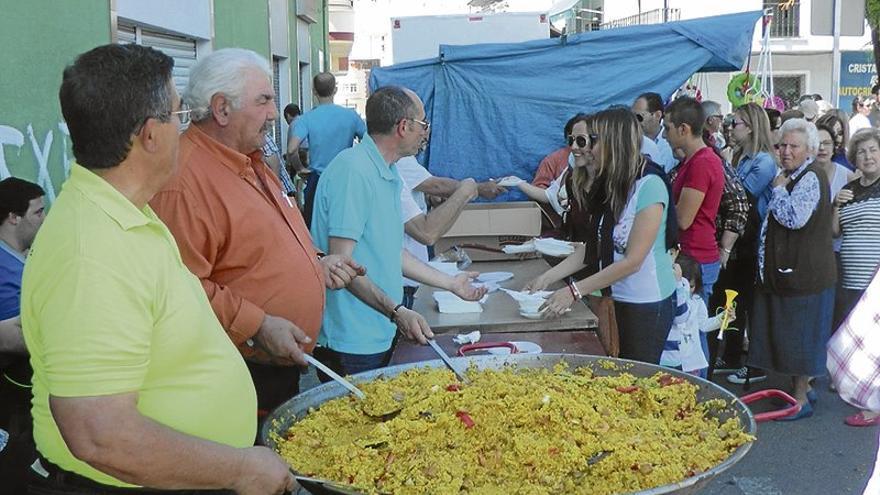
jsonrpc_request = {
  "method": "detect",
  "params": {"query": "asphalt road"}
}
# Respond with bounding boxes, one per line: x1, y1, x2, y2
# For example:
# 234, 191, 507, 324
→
297, 367, 878, 495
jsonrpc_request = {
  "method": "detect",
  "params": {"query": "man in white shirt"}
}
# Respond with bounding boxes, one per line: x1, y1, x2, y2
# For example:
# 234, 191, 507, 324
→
850, 96, 873, 138
396, 156, 504, 308
633, 92, 678, 172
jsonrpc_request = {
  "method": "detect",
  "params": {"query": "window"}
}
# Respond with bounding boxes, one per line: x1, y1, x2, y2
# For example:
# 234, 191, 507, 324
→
117, 23, 198, 94
773, 74, 806, 110
337, 56, 349, 72
764, 1, 800, 38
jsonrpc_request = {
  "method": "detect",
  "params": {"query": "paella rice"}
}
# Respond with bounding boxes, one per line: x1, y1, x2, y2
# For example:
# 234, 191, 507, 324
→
273, 361, 753, 495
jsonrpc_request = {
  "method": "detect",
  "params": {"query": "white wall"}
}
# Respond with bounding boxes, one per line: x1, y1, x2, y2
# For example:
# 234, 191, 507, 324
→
116, 0, 212, 40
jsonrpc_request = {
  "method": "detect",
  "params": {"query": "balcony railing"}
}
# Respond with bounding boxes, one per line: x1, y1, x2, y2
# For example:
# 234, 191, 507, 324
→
764, 1, 800, 38
600, 8, 680, 30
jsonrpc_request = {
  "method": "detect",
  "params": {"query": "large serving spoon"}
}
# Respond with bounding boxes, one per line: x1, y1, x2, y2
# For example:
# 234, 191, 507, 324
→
305, 354, 403, 418
304, 354, 366, 399
427, 339, 470, 384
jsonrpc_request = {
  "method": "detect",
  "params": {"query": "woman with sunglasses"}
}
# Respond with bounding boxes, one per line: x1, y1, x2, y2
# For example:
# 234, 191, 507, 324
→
538, 107, 677, 364
511, 114, 595, 238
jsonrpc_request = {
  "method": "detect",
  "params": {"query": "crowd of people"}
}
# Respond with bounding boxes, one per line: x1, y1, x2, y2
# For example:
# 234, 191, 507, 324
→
2, 40, 880, 494
521, 90, 880, 426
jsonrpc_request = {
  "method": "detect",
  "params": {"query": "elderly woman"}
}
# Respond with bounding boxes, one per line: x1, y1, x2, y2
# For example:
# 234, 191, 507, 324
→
832, 129, 880, 426
747, 119, 836, 421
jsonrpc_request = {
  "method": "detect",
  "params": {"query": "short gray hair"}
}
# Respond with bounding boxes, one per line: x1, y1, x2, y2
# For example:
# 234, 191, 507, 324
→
701, 100, 722, 120
186, 48, 272, 122
779, 118, 820, 154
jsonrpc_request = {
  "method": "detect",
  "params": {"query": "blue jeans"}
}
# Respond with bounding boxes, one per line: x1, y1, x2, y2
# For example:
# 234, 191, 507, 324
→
698, 261, 721, 375
614, 294, 676, 364
700, 260, 721, 307
313, 346, 392, 382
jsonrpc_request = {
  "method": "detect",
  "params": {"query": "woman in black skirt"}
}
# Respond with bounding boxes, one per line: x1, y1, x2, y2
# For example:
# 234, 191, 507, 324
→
747, 118, 836, 421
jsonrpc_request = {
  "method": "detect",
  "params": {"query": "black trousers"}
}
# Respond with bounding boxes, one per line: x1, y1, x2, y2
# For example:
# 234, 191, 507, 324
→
0, 372, 36, 495
246, 361, 301, 417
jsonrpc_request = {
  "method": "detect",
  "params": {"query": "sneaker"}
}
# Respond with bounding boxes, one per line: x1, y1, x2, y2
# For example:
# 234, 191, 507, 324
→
712, 357, 742, 375
727, 366, 767, 385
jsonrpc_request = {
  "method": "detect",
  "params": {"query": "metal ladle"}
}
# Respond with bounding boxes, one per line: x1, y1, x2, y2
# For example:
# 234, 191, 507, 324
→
304, 354, 403, 418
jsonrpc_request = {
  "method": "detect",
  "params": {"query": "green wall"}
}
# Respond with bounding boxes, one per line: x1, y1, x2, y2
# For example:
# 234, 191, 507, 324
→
310, 0, 330, 74
0, 0, 110, 200
213, 0, 271, 58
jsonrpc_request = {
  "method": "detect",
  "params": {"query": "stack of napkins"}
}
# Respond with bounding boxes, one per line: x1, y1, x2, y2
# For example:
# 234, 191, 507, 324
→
501, 238, 575, 257
434, 291, 485, 314
534, 238, 575, 257
501, 239, 536, 254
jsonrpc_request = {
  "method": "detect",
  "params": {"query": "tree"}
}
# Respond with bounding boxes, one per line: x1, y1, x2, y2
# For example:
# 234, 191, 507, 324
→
869, 0, 880, 93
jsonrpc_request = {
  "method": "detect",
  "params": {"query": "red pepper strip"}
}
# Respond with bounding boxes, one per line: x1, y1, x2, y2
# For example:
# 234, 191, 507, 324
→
456, 410, 476, 429
658, 375, 685, 387
615, 385, 639, 394
446, 384, 461, 392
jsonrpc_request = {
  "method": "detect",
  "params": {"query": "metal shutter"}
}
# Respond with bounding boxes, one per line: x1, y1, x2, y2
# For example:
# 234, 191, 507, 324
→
117, 22, 197, 94
273, 57, 282, 149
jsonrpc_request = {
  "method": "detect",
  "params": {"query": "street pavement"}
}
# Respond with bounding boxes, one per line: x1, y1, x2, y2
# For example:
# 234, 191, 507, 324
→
298, 366, 878, 495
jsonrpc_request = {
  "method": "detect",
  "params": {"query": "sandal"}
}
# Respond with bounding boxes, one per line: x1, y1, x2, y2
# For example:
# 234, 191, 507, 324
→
845, 411, 880, 427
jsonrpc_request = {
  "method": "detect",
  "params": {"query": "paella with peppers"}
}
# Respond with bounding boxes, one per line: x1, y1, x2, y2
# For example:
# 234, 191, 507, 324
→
272, 361, 753, 495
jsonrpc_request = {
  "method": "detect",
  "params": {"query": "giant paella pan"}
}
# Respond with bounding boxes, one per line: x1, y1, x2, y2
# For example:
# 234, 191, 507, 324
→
261, 354, 758, 495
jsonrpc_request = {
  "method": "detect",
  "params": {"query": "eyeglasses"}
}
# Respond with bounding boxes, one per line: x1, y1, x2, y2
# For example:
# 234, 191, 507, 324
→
408, 117, 430, 132
567, 133, 599, 148
818, 140, 835, 149
170, 102, 192, 128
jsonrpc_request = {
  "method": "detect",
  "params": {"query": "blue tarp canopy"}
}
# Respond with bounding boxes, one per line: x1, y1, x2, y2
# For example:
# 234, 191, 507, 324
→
369, 10, 762, 193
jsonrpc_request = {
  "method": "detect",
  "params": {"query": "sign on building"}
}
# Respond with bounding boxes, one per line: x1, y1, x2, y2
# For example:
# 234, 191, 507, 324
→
840, 51, 877, 112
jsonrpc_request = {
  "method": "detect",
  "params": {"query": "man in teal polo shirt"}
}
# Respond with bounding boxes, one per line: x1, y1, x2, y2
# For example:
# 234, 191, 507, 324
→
310, 86, 486, 377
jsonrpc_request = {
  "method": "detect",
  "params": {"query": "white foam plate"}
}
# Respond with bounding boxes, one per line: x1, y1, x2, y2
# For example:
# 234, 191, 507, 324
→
487, 341, 543, 355
477, 271, 514, 284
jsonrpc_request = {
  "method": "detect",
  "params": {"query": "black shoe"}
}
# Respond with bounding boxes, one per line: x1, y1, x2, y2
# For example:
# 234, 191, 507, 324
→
727, 366, 767, 385
712, 357, 742, 375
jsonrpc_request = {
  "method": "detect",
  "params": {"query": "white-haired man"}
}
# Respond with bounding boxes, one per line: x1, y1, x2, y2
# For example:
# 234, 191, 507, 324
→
151, 48, 365, 417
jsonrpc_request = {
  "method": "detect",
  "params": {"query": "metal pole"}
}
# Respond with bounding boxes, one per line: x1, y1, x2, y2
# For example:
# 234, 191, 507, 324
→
831, 0, 842, 107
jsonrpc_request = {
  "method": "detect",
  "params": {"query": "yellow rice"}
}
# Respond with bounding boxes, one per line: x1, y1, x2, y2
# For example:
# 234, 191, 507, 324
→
273, 361, 753, 494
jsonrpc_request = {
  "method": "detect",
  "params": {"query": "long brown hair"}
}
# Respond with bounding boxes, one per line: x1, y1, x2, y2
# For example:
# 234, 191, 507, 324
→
570, 114, 595, 207
732, 102, 776, 167
592, 107, 645, 219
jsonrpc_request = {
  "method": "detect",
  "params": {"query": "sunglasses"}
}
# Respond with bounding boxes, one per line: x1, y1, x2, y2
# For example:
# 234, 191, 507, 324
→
567, 133, 599, 148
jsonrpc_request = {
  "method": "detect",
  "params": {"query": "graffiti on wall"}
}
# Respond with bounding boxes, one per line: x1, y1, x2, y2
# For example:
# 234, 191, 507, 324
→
0, 122, 71, 202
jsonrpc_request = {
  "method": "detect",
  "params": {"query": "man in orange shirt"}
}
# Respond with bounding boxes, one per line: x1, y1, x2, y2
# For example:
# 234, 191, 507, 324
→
151, 48, 364, 415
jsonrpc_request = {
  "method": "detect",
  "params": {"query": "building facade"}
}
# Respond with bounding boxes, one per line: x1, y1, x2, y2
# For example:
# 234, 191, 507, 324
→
0, 0, 330, 200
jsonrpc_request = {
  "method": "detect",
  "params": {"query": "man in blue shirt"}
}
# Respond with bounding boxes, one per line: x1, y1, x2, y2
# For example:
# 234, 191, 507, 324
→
310, 86, 485, 378
0, 177, 45, 493
287, 72, 367, 227
633, 92, 678, 173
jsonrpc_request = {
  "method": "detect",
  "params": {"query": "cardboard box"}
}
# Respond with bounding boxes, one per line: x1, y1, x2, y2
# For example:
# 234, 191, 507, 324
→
434, 201, 542, 261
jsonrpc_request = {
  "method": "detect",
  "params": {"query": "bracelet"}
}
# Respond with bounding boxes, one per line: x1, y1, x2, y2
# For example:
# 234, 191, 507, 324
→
567, 280, 583, 300
316, 251, 326, 260
721, 247, 732, 254
389, 303, 405, 322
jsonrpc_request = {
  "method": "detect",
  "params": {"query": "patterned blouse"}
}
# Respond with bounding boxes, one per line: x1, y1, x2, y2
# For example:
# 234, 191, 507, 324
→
757, 160, 821, 282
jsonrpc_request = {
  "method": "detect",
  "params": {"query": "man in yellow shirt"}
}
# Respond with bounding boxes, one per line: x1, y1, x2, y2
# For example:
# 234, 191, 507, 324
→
22, 44, 294, 494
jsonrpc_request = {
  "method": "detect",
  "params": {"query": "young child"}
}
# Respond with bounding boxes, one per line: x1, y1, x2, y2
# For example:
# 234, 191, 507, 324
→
661, 254, 735, 377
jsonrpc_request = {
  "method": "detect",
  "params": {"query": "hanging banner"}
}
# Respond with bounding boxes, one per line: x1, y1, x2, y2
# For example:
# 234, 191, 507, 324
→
840, 51, 876, 113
